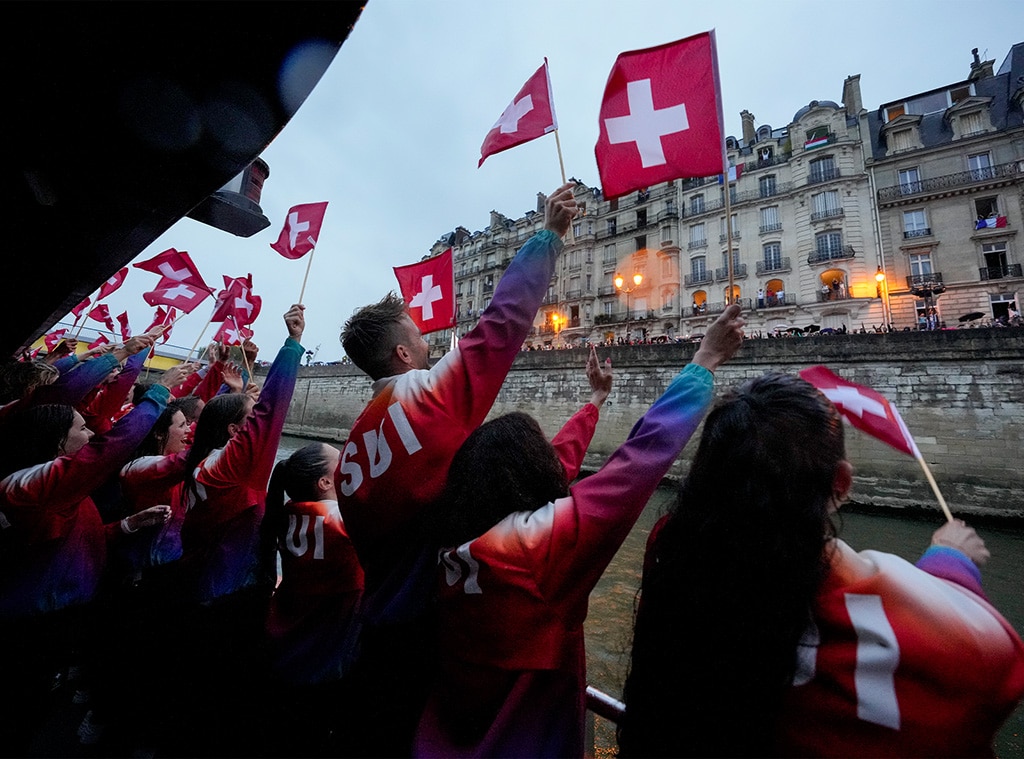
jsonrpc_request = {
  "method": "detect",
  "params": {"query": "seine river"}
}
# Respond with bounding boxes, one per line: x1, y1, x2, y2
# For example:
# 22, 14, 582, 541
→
278, 436, 1024, 757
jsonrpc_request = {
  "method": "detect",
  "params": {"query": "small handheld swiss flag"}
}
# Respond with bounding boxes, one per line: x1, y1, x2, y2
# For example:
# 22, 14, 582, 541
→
479, 59, 558, 168
271, 202, 329, 260
799, 365, 920, 458
393, 248, 456, 335
595, 31, 725, 199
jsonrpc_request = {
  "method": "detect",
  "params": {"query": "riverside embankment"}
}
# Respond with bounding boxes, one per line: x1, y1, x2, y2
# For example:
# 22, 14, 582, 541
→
271, 328, 1024, 521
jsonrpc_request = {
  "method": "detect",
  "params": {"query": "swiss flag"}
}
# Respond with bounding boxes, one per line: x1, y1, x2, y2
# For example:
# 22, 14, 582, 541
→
271, 202, 329, 260
44, 329, 68, 351
211, 274, 262, 325
145, 307, 176, 343
213, 314, 254, 346
393, 248, 455, 335
88, 333, 110, 351
98, 267, 129, 300
71, 296, 91, 321
116, 311, 132, 342
799, 365, 920, 458
479, 59, 558, 168
88, 303, 115, 332
134, 248, 211, 292
142, 280, 211, 314
595, 31, 724, 199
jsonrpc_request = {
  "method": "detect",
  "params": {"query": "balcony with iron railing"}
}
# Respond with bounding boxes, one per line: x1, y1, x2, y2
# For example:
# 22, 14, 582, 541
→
756, 257, 791, 275
715, 263, 747, 280
565, 289, 582, 299
807, 167, 841, 186
687, 238, 708, 250
759, 222, 783, 234
877, 160, 1023, 203
541, 293, 559, 306
979, 263, 1023, 280
598, 284, 616, 296
684, 271, 713, 286
906, 272, 945, 295
816, 289, 852, 303
903, 227, 932, 239
810, 207, 844, 222
706, 297, 753, 314
679, 183, 796, 220
719, 231, 741, 243
807, 245, 855, 265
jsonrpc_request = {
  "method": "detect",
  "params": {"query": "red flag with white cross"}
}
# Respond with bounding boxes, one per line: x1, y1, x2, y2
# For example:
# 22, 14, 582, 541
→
270, 202, 329, 260
87, 303, 115, 333
595, 31, 725, 199
393, 248, 455, 335
133, 248, 211, 292
98, 267, 129, 300
142, 280, 211, 314
479, 59, 558, 168
799, 365, 920, 457
213, 314, 254, 346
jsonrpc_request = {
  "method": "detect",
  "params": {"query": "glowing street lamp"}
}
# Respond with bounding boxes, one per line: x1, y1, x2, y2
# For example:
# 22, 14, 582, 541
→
875, 266, 892, 327
614, 271, 643, 342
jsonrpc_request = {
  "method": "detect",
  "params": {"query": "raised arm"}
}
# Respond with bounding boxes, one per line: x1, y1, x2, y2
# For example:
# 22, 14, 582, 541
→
551, 346, 613, 480
916, 518, 991, 598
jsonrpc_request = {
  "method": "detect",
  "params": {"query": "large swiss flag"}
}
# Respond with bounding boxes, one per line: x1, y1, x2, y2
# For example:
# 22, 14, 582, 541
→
479, 60, 557, 168
393, 248, 455, 335
595, 31, 725, 199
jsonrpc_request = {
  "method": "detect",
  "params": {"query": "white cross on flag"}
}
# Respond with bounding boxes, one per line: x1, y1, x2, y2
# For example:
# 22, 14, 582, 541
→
393, 248, 455, 335
133, 248, 210, 290
479, 59, 558, 168
142, 280, 211, 314
213, 314, 254, 347
271, 201, 329, 260
98, 267, 129, 300
595, 31, 724, 199
799, 365, 920, 458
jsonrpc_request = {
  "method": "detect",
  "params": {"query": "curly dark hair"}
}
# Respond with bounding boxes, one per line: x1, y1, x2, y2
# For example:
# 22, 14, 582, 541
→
340, 292, 409, 380
430, 412, 569, 549
618, 372, 844, 758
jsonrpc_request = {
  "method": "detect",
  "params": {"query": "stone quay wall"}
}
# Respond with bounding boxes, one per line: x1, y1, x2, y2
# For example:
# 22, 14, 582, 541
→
276, 329, 1024, 520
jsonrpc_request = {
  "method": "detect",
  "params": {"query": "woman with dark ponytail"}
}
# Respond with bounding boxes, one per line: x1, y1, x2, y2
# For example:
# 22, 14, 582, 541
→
262, 442, 364, 756
619, 372, 1024, 758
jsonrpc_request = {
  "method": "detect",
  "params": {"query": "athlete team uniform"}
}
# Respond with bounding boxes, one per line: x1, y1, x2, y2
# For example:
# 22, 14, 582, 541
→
416, 363, 716, 758
775, 540, 1024, 757
335, 228, 564, 754
266, 496, 365, 685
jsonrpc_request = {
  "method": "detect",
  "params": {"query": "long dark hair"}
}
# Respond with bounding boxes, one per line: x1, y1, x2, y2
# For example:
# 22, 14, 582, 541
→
182, 392, 250, 503
430, 412, 569, 548
265, 443, 333, 537
618, 372, 845, 758
0, 403, 76, 479
132, 405, 182, 459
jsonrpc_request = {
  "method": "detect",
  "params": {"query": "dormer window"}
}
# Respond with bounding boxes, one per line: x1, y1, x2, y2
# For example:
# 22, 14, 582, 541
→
946, 95, 994, 140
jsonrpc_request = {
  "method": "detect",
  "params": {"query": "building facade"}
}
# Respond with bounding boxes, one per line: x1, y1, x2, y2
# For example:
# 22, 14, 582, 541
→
425, 41, 1023, 354
864, 44, 1024, 329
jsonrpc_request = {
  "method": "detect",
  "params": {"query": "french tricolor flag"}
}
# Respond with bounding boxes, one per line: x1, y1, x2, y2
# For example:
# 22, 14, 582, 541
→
975, 215, 1007, 230
717, 164, 743, 184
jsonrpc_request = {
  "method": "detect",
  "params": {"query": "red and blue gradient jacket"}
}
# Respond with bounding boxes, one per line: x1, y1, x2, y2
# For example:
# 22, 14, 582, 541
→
337, 229, 563, 613
416, 363, 715, 758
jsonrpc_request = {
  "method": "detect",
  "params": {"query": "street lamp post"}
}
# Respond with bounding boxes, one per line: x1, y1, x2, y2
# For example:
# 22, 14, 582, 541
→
875, 266, 891, 329
614, 271, 643, 343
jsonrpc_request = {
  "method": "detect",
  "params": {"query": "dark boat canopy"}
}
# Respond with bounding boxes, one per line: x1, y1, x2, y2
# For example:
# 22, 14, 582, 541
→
3, 2, 367, 357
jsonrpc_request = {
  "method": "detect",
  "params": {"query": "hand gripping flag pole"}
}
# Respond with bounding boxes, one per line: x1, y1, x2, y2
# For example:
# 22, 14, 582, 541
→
800, 365, 953, 522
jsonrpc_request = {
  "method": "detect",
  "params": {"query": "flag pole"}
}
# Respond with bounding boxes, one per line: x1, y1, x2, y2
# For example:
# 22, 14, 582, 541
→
915, 453, 954, 523
298, 246, 316, 305
554, 130, 567, 185
709, 29, 735, 305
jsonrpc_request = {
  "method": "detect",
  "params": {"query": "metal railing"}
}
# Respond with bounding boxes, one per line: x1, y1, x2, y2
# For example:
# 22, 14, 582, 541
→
715, 263, 747, 280
759, 222, 783, 234
904, 228, 932, 239
807, 168, 841, 186
877, 160, 1023, 202
756, 257, 791, 275
906, 272, 945, 291
684, 272, 713, 286
807, 245, 855, 264
811, 207, 844, 222
979, 264, 1023, 280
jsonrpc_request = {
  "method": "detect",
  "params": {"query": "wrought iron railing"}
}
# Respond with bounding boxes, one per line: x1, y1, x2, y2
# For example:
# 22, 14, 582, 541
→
904, 228, 932, 239
687, 239, 708, 250
877, 160, 1023, 202
906, 272, 945, 294
756, 257, 791, 275
807, 168, 841, 185
715, 263, 747, 280
807, 245, 855, 264
684, 272, 713, 286
979, 264, 1023, 280
811, 207, 844, 222
719, 231, 741, 242
759, 222, 783, 234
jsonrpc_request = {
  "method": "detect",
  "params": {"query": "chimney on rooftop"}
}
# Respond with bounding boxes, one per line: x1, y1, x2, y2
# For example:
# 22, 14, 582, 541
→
741, 110, 756, 144
969, 47, 995, 81
842, 74, 862, 114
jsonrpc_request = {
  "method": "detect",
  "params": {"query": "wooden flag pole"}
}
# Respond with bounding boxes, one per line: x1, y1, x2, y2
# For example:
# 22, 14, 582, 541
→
915, 453, 954, 523
298, 246, 317, 305
554, 130, 567, 185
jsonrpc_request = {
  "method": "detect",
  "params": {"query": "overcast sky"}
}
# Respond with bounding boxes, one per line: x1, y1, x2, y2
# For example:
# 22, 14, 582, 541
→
80, 0, 1024, 364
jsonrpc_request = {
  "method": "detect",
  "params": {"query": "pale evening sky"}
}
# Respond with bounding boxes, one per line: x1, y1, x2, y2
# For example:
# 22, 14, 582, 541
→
75, 0, 1024, 364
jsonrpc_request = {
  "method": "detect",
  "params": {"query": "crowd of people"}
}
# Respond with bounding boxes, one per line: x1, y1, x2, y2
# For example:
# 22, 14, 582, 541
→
1, 182, 1022, 758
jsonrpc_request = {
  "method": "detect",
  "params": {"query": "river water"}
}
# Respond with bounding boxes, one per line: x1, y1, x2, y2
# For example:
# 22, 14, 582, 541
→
278, 436, 1024, 757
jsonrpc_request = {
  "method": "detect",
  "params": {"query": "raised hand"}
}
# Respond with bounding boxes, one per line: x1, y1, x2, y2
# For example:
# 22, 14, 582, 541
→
586, 345, 613, 409
543, 182, 580, 238
693, 304, 745, 373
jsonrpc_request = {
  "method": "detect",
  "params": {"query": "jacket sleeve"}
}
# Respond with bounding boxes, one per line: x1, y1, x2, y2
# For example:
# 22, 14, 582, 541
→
81, 350, 148, 434
915, 545, 986, 599
32, 353, 121, 408
533, 364, 714, 609
550, 404, 600, 482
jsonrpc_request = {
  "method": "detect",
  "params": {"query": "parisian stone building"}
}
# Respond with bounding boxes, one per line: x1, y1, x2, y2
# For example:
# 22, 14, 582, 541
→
425, 40, 1024, 355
